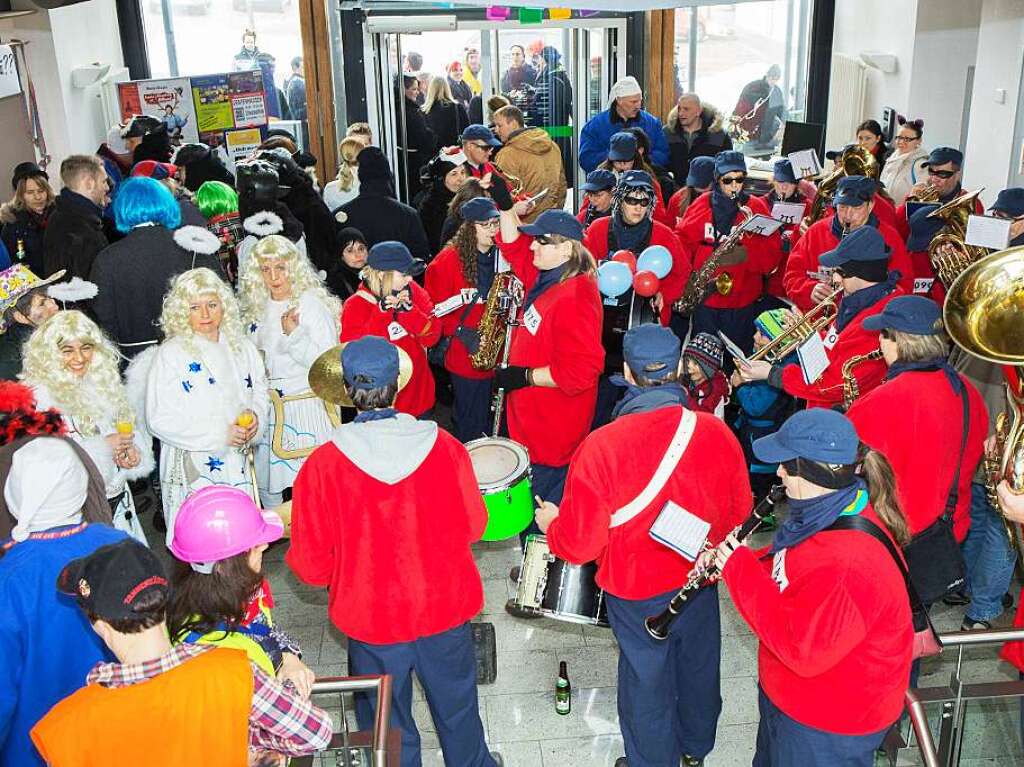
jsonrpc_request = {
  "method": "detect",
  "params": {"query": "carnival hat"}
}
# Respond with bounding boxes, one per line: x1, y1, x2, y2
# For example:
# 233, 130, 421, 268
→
0, 264, 66, 333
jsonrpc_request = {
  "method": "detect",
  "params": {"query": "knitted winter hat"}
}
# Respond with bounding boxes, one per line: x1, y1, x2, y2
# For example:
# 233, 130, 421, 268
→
684, 332, 724, 379
754, 309, 789, 343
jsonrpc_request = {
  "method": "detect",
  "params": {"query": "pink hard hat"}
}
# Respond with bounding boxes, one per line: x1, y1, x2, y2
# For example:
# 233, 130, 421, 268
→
170, 486, 284, 573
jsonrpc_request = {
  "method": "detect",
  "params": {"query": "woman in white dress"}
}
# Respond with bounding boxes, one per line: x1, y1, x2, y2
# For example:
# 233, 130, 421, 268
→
20, 310, 152, 543
238, 234, 342, 507
145, 267, 269, 545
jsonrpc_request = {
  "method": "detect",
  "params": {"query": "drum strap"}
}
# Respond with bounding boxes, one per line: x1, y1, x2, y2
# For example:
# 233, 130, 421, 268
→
609, 407, 697, 529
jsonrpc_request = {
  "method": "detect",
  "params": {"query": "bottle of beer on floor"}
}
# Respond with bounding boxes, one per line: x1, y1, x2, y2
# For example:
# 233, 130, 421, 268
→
555, 660, 571, 715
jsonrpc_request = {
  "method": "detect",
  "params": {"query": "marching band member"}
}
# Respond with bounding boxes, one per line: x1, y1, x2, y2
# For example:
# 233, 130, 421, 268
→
20, 311, 153, 543
339, 241, 440, 418
666, 155, 714, 229
588, 132, 673, 228
675, 151, 782, 356
238, 234, 342, 506
740, 227, 904, 409
287, 336, 498, 767
846, 296, 986, 545
539, 324, 750, 767
785, 176, 912, 312
903, 205, 946, 302
716, 408, 913, 766
491, 174, 604, 510
895, 147, 984, 239
144, 267, 269, 546
577, 169, 616, 227
424, 197, 501, 442
759, 159, 812, 303
821, 145, 899, 231
989, 187, 1024, 247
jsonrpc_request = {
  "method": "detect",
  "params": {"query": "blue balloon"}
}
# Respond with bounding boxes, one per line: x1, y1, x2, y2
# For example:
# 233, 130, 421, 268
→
597, 260, 632, 298
637, 245, 672, 280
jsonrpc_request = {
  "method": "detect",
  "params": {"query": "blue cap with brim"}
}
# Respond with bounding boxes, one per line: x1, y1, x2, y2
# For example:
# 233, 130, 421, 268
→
862, 295, 941, 334
367, 240, 426, 276
923, 146, 963, 169
820, 225, 888, 267
714, 150, 746, 178
686, 156, 715, 189
990, 187, 1024, 218
581, 169, 616, 192
617, 169, 654, 193
773, 159, 798, 184
460, 197, 500, 222
833, 175, 876, 207
518, 209, 584, 241
753, 409, 860, 465
623, 324, 681, 381
608, 132, 638, 162
461, 124, 502, 148
341, 336, 400, 389
905, 204, 942, 251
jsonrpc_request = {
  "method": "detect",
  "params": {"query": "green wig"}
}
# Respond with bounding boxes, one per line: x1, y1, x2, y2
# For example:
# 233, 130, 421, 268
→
194, 180, 239, 219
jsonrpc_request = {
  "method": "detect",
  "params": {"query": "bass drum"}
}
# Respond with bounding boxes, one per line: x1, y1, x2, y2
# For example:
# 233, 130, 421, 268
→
628, 289, 659, 328
512, 534, 609, 627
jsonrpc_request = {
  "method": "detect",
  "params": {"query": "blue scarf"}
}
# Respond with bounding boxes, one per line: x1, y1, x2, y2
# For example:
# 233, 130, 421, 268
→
354, 407, 399, 423
830, 212, 879, 240
524, 264, 566, 309
770, 480, 867, 553
609, 375, 689, 418
610, 209, 653, 254
886, 358, 963, 395
835, 273, 898, 332
477, 247, 497, 302
710, 187, 745, 239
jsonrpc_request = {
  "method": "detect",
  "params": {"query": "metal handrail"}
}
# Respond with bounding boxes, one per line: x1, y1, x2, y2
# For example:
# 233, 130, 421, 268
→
936, 627, 1024, 647
305, 674, 394, 767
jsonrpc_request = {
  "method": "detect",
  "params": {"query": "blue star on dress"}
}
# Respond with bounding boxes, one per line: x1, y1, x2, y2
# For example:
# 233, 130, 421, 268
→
181, 381, 193, 393
188, 362, 202, 373
245, 374, 253, 389
208, 377, 216, 385
249, 322, 258, 333
205, 456, 224, 472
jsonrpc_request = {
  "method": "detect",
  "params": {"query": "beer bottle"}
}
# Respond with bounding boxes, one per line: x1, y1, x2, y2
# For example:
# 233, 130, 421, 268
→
15, 239, 25, 262
555, 660, 571, 715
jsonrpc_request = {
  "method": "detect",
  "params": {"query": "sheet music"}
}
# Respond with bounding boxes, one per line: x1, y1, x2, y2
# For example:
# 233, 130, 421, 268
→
717, 331, 751, 366
741, 214, 784, 237
771, 202, 806, 226
797, 331, 830, 384
649, 500, 711, 562
787, 148, 822, 179
965, 214, 1011, 250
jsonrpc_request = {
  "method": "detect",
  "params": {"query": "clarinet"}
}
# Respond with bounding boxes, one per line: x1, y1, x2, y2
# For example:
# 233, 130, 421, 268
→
644, 484, 786, 640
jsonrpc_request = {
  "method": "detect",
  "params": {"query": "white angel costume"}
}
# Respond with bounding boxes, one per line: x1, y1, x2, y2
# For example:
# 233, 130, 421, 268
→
28, 382, 153, 544
250, 289, 339, 505
144, 335, 269, 545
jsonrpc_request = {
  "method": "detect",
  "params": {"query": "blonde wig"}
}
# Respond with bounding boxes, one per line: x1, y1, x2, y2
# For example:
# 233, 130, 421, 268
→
159, 267, 245, 353
237, 234, 342, 327
20, 310, 131, 436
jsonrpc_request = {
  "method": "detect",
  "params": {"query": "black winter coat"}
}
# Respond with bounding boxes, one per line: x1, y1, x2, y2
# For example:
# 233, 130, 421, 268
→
0, 322, 32, 381
663, 107, 733, 187
43, 190, 109, 280
339, 183, 431, 264
398, 97, 437, 200
415, 182, 456, 256
425, 100, 470, 154
0, 203, 51, 276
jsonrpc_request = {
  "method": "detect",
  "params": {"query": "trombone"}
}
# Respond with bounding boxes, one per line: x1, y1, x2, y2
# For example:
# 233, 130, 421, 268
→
747, 288, 843, 365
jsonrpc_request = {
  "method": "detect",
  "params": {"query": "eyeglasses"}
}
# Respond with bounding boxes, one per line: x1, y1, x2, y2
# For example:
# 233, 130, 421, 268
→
476, 219, 500, 229
466, 142, 492, 151
720, 175, 746, 186
622, 195, 652, 207
880, 329, 895, 340
928, 168, 957, 179
894, 135, 919, 143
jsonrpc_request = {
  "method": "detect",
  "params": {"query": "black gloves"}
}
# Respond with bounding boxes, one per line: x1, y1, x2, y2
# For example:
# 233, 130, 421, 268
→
495, 365, 531, 392
489, 173, 515, 212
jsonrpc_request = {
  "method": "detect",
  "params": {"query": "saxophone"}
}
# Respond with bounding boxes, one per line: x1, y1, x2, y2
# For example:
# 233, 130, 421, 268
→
673, 204, 751, 316
841, 350, 883, 409
469, 272, 524, 370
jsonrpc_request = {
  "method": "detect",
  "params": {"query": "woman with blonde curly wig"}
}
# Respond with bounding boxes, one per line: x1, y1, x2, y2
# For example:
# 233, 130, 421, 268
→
20, 310, 151, 542
143, 267, 269, 545
238, 234, 341, 505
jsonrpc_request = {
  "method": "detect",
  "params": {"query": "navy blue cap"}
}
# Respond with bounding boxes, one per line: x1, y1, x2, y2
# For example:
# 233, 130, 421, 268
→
460, 197, 499, 222
862, 295, 941, 335
906, 204, 942, 251
924, 146, 963, 168
581, 169, 616, 192
461, 124, 502, 148
623, 324, 681, 381
990, 187, 1024, 218
685, 156, 715, 189
773, 158, 797, 184
753, 408, 860, 465
518, 209, 584, 241
342, 336, 400, 389
714, 150, 746, 178
608, 131, 638, 162
824, 144, 854, 161
617, 169, 654, 193
820, 225, 888, 267
833, 175, 876, 207
367, 240, 426, 276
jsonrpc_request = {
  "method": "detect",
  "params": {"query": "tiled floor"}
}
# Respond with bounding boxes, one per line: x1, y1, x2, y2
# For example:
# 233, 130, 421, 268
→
259, 531, 1024, 767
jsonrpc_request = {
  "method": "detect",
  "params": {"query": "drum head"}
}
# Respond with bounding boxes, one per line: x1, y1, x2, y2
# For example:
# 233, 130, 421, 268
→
466, 437, 530, 492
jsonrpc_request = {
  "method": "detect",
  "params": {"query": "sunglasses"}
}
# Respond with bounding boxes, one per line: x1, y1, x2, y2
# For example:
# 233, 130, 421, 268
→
720, 175, 746, 186
622, 195, 652, 207
535, 235, 555, 245
880, 329, 895, 340
928, 168, 957, 179
468, 142, 492, 150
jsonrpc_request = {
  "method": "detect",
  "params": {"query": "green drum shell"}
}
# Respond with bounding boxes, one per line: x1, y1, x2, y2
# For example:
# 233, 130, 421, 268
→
481, 471, 534, 541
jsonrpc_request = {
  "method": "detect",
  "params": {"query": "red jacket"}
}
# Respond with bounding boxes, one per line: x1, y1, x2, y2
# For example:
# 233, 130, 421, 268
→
873, 193, 897, 231
423, 246, 492, 381
894, 193, 984, 240
758, 193, 813, 298
784, 218, 912, 312
666, 187, 689, 229
674, 192, 783, 309
848, 371, 987, 541
340, 284, 440, 416
722, 504, 913, 735
779, 287, 904, 409
906, 248, 946, 304
583, 216, 692, 325
547, 406, 750, 599
501, 235, 604, 467
287, 422, 487, 644
687, 371, 729, 415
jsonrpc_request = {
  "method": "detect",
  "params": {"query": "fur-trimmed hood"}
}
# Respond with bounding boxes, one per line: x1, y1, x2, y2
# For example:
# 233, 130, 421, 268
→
664, 104, 725, 136
0, 202, 17, 226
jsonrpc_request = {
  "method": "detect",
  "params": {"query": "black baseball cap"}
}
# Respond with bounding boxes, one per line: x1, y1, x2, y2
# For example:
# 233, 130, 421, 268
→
58, 539, 169, 622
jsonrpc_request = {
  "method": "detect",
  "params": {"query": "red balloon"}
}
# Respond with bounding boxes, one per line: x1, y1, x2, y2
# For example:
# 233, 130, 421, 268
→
633, 270, 660, 297
611, 249, 637, 272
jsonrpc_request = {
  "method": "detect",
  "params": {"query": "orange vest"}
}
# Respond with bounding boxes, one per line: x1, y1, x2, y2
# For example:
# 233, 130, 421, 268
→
31, 647, 253, 767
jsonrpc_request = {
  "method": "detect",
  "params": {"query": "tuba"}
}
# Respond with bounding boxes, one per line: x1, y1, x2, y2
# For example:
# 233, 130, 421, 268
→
926, 189, 987, 290
470, 272, 524, 370
944, 245, 1024, 561
904, 185, 940, 204
804, 145, 879, 227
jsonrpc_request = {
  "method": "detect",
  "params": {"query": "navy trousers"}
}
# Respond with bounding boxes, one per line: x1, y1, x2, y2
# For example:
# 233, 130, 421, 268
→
450, 373, 493, 443
519, 462, 568, 545
605, 584, 723, 766
348, 622, 496, 767
753, 687, 889, 767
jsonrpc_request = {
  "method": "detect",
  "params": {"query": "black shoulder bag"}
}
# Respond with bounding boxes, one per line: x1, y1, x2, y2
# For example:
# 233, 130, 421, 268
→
428, 298, 479, 367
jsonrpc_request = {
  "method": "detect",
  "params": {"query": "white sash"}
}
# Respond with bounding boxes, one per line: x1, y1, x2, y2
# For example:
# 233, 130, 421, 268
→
609, 407, 697, 529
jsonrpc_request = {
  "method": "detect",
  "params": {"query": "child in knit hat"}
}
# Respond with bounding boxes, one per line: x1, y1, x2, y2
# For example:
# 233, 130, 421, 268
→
730, 309, 798, 514
682, 332, 729, 418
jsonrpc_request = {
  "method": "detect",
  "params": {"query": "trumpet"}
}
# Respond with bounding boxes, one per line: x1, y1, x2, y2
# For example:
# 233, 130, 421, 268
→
645, 485, 786, 640
747, 288, 843, 365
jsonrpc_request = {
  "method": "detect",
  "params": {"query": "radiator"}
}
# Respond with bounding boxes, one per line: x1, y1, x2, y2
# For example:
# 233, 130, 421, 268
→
825, 53, 868, 154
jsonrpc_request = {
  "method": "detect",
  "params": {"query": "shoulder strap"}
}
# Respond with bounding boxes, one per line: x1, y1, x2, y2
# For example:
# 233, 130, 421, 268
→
944, 384, 970, 518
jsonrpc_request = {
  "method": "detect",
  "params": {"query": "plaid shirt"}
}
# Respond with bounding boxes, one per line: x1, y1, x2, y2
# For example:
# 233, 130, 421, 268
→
208, 212, 244, 282
87, 643, 332, 757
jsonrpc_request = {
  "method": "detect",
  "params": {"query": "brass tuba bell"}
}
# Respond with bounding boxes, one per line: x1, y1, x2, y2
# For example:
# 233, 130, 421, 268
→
804, 145, 880, 227
926, 189, 987, 289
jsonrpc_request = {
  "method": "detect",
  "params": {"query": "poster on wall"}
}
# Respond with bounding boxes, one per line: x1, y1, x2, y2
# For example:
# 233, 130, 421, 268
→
0, 45, 21, 100
117, 77, 199, 144
192, 70, 268, 133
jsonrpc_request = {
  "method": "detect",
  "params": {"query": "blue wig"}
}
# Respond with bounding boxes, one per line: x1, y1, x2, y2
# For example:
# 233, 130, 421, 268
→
113, 177, 182, 233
